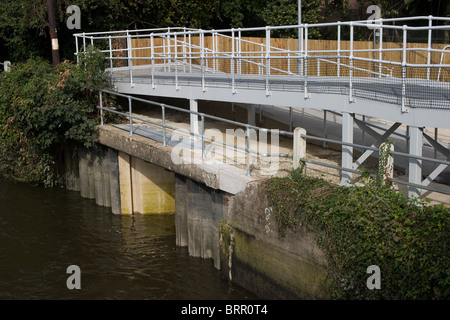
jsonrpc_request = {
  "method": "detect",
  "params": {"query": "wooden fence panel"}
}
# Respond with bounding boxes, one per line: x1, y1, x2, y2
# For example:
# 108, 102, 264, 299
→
129, 36, 449, 81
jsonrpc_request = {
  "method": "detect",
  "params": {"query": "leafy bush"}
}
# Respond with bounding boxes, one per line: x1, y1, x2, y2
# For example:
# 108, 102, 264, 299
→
264, 167, 449, 299
0, 47, 116, 186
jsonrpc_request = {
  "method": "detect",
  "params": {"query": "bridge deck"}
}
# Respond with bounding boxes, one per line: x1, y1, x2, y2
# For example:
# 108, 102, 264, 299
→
110, 62, 450, 129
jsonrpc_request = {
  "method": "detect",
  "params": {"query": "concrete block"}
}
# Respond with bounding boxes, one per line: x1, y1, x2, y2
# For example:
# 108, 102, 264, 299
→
293, 127, 306, 170
108, 148, 121, 215
175, 175, 189, 247
118, 151, 133, 214
130, 157, 175, 214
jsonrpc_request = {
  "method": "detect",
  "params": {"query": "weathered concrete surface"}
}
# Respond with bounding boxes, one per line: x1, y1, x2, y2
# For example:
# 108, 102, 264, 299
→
130, 156, 175, 214
96, 125, 255, 195
220, 181, 330, 300
64, 143, 80, 192
175, 175, 228, 269
65, 145, 122, 213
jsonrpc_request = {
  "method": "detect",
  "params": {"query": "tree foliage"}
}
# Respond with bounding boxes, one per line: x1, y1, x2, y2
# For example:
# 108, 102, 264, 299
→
1, 0, 447, 63
0, 47, 116, 186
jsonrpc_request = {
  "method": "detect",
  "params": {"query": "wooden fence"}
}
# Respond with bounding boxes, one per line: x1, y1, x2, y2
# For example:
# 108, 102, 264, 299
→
126, 36, 450, 81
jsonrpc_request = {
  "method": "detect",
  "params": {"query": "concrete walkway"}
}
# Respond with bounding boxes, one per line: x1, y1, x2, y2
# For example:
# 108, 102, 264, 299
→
114, 99, 449, 206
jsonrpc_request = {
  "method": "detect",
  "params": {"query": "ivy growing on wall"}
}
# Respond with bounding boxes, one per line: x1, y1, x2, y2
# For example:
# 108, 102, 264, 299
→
264, 166, 449, 299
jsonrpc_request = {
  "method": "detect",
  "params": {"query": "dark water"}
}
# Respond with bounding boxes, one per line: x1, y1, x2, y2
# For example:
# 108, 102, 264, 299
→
0, 178, 256, 300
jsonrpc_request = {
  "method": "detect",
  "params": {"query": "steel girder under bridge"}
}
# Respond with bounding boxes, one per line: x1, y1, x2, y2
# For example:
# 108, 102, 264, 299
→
75, 16, 450, 199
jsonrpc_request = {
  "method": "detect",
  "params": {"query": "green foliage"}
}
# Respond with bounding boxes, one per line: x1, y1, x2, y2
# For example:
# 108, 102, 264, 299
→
0, 47, 116, 186
260, 0, 322, 38
264, 168, 450, 299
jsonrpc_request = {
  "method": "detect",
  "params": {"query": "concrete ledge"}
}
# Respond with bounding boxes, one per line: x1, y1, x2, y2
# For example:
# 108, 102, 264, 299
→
97, 125, 255, 195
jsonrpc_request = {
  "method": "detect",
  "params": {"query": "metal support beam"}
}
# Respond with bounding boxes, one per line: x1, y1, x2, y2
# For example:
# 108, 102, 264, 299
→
247, 104, 256, 126
352, 119, 401, 169
190, 99, 199, 138
408, 126, 423, 199
341, 112, 354, 186
420, 131, 450, 187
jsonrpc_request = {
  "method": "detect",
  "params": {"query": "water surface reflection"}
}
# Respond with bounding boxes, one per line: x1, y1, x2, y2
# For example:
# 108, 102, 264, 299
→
0, 178, 255, 300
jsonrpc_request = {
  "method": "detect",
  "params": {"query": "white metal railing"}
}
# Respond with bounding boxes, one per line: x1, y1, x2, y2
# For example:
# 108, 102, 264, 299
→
75, 16, 450, 111
99, 89, 293, 177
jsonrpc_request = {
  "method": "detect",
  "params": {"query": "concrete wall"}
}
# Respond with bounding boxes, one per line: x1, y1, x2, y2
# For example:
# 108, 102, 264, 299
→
220, 181, 330, 299
175, 174, 228, 269
65, 144, 121, 214
64, 136, 330, 299
64, 144, 174, 215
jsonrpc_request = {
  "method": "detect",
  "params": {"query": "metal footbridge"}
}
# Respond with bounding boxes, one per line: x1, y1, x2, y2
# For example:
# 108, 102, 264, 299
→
75, 16, 450, 200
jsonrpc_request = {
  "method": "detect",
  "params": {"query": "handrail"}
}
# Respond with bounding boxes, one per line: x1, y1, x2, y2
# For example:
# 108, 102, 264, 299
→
99, 90, 293, 176
437, 45, 450, 81
97, 90, 450, 196
74, 15, 450, 39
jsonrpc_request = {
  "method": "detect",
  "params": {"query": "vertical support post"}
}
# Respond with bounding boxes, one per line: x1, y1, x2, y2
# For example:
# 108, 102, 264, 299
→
163, 34, 167, 72
47, 0, 60, 66
337, 22, 341, 77
75, 36, 79, 64
108, 36, 113, 71
212, 31, 216, 73
378, 20, 383, 77
190, 99, 199, 139
293, 127, 306, 170
323, 110, 328, 148
99, 91, 104, 126
189, 32, 192, 73
183, 28, 187, 72
162, 105, 167, 146
297, 0, 302, 75
128, 97, 133, 136
260, 43, 264, 75
401, 25, 408, 113
259, 105, 263, 123
238, 28, 242, 75
341, 112, 354, 185
349, 22, 354, 102
126, 30, 134, 87
167, 27, 171, 70
201, 30, 206, 92
317, 59, 320, 77
362, 115, 366, 145
265, 26, 271, 96
408, 126, 423, 199
304, 25, 308, 98
427, 16, 432, 80
434, 128, 438, 159
231, 28, 236, 93
151, 34, 155, 89
201, 115, 205, 160
175, 33, 179, 90
246, 126, 251, 177
248, 105, 256, 126
289, 107, 293, 132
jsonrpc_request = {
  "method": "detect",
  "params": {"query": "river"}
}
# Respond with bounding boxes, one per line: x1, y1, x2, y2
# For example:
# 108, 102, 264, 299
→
0, 177, 256, 300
